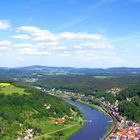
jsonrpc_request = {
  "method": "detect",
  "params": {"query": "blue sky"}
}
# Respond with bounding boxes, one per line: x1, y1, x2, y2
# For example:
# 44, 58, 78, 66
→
0, 0, 140, 68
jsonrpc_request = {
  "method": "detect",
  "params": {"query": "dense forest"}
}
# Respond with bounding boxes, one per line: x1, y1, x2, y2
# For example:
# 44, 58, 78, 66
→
119, 96, 140, 123
117, 84, 140, 123
34, 75, 140, 94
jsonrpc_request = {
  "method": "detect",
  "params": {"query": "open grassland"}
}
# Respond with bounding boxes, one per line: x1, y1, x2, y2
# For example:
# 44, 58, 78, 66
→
0, 84, 29, 95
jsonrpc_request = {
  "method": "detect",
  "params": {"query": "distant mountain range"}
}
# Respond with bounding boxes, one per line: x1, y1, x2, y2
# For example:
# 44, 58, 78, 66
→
0, 65, 140, 76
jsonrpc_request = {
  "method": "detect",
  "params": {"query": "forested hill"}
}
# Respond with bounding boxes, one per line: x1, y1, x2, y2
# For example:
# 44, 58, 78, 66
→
33, 74, 140, 123
0, 82, 80, 140
34, 75, 140, 94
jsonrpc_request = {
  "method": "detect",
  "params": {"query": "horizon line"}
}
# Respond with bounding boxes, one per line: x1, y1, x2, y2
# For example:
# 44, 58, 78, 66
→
1, 65, 140, 69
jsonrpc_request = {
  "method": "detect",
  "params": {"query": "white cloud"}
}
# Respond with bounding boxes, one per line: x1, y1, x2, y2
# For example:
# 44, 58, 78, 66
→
17, 26, 43, 33
17, 26, 102, 41
59, 32, 102, 40
12, 34, 30, 39
0, 20, 11, 30
0, 40, 11, 53
74, 45, 81, 49
0, 46, 10, 51
14, 25, 114, 58
36, 42, 59, 47
52, 46, 67, 50
0, 24, 121, 67
16, 57, 26, 61
17, 26, 57, 41
14, 43, 33, 48
0, 40, 12, 46
57, 52, 71, 57
19, 48, 51, 56
81, 42, 113, 49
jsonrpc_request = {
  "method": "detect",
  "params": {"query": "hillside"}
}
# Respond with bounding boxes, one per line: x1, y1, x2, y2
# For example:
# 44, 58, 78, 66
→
0, 83, 82, 140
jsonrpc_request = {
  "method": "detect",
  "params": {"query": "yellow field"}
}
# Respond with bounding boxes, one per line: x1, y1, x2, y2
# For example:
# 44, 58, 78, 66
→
0, 83, 11, 87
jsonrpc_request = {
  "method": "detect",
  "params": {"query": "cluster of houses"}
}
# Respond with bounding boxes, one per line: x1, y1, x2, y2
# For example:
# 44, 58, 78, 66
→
109, 122, 140, 140
100, 98, 122, 121
99, 98, 140, 140
47, 88, 95, 101
106, 88, 123, 96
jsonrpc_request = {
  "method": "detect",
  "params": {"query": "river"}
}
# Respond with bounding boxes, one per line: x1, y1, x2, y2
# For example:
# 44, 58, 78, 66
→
66, 99, 112, 140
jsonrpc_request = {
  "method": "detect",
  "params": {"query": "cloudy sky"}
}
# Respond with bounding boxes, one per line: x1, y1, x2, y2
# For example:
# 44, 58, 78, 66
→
0, 0, 140, 68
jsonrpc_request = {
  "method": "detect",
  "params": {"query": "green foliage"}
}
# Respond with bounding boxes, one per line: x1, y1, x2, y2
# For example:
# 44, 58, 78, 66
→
117, 84, 140, 100
0, 88, 74, 139
34, 75, 140, 96
119, 96, 140, 123
87, 98, 100, 106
